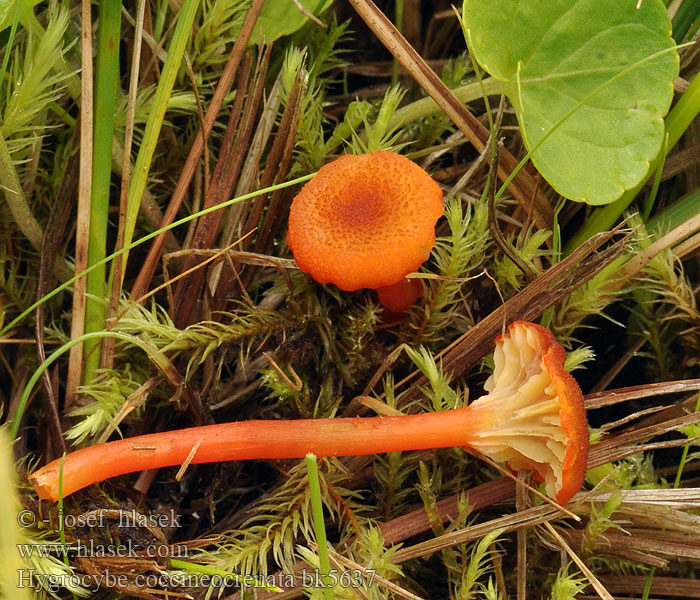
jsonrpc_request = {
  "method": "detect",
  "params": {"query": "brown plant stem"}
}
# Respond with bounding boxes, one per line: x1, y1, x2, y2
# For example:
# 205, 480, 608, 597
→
130, 0, 266, 300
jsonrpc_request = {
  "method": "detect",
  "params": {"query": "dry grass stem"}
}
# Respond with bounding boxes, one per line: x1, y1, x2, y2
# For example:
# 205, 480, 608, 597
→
614, 210, 700, 287
102, 0, 148, 372
590, 410, 700, 467
543, 522, 614, 600
323, 545, 426, 600
131, 0, 266, 299
599, 575, 700, 598
585, 379, 700, 410
66, 0, 94, 407
392, 504, 560, 562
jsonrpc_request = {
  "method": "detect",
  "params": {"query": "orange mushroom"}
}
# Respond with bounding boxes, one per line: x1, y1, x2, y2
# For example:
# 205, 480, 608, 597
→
286, 151, 444, 311
30, 321, 587, 504
463, 321, 589, 504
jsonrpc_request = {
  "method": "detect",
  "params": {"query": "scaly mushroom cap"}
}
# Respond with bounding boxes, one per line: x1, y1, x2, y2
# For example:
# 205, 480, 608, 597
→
286, 151, 444, 292
464, 321, 589, 504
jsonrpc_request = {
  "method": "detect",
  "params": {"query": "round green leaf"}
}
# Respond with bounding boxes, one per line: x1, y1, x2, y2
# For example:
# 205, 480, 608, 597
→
0, 0, 42, 31
463, 0, 678, 205
249, 0, 333, 45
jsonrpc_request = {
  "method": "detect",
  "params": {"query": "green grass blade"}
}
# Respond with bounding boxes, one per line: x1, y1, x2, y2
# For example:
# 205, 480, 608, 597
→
647, 187, 700, 235
672, 0, 700, 42
306, 453, 334, 600
83, 0, 123, 383
0, 173, 313, 341
114, 0, 200, 282
0, 428, 32, 600
641, 133, 669, 222
673, 391, 700, 488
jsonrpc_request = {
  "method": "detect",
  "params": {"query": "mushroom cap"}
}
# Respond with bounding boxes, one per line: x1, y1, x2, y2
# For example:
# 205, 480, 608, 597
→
286, 151, 444, 292
464, 321, 589, 504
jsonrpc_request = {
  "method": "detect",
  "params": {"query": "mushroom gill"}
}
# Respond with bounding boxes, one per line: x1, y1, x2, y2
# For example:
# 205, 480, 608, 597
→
463, 321, 589, 504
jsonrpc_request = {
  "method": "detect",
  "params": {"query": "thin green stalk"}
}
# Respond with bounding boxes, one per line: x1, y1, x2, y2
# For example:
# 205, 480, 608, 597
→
540, 201, 566, 329
153, 0, 168, 41
566, 64, 700, 252
49, 100, 76, 128
391, 0, 403, 86
673, 391, 700, 489
83, 0, 123, 384
641, 567, 655, 600
306, 453, 334, 600
387, 77, 506, 132
642, 133, 669, 222
1, 173, 315, 374
0, 129, 44, 251
114, 0, 200, 279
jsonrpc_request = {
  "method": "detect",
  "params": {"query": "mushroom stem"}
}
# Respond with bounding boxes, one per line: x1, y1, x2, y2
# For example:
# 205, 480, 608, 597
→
30, 321, 589, 504
31, 409, 481, 502
376, 277, 424, 312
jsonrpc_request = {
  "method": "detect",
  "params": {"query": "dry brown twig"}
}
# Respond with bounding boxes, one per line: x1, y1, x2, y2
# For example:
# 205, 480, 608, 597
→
65, 0, 94, 408
392, 223, 635, 406
130, 0, 266, 300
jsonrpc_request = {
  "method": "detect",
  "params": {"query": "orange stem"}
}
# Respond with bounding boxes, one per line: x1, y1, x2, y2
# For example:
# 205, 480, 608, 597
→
376, 277, 424, 312
32, 408, 481, 501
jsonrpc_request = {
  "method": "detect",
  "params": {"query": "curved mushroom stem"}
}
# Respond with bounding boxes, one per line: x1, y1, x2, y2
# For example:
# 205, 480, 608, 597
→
30, 322, 588, 504
375, 277, 424, 312
31, 409, 476, 502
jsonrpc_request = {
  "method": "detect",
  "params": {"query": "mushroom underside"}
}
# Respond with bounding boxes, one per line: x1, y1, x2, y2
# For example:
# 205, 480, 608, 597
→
463, 322, 587, 503
465, 374, 567, 499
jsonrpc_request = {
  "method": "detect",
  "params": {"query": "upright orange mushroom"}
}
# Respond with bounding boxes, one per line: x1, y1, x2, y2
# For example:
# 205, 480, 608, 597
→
30, 321, 588, 504
286, 151, 444, 312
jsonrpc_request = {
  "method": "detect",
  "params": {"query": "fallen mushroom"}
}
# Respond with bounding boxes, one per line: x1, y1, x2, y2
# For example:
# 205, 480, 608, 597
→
464, 321, 589, 504
286, 151, 444, 312
30, 321, 588, 504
